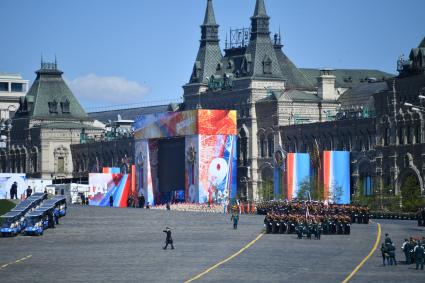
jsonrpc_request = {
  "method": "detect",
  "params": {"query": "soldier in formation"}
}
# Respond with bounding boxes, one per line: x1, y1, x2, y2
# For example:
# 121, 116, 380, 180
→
264, 213, 351, 237
257, 200, 369, 224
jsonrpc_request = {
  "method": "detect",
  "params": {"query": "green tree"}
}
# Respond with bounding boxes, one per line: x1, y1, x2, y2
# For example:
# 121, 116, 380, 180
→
296, 178, 312, 200
401, 175, 425, 212
260, 179, 274, 201
331, 182, 343, 204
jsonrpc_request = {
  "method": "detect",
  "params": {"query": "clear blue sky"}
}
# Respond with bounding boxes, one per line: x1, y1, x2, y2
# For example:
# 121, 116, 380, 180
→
1, 0, 424, 110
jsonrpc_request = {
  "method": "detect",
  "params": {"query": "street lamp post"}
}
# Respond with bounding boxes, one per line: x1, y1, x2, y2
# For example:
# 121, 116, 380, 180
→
0, 119, 13, 172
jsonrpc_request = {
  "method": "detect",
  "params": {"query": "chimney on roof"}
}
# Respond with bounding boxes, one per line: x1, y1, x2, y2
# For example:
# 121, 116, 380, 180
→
317, 68, 337, 100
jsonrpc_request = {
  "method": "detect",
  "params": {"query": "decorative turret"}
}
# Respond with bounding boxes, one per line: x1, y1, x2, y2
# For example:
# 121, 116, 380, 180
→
189, 0, 223, 84
317, 69, 337, 100
244, 0, 283, 79
250, 0, 270, 40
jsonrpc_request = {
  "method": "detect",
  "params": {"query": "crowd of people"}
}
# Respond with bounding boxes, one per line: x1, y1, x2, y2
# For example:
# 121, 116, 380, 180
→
258, 201, 370, 237
401, 236, 425, 269
152, 202, 225, 213
382, 234, 425, 270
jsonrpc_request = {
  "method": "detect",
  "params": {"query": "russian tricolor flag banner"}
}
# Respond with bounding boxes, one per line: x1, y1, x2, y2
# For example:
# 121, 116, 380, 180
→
323, 151, 350, 204
286, 153, 310, 200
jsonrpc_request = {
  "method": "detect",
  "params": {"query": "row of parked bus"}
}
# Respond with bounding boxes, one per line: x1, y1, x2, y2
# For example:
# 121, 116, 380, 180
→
1, 193, 67, 237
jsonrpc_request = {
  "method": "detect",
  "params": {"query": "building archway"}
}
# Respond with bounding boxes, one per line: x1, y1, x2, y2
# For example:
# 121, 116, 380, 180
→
259, 164, 274, 201
357, 159, 373, 196
399, 171, 422, 212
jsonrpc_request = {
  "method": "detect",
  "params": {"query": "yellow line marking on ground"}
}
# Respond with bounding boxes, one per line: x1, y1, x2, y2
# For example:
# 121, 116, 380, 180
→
341, 223, 381, 283
0, 255, 32, 271
185, 232, 265, 283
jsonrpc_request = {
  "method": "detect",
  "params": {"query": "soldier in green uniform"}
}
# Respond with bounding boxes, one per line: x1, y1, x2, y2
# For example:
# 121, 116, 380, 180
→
231, 212, 239, 229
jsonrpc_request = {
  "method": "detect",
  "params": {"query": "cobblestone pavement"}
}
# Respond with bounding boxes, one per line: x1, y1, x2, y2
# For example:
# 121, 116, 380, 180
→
0, 206, 424, 283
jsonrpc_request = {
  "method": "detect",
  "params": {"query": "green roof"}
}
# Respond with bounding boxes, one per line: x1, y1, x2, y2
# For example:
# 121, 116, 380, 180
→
300, 68, 394, 88
36, 122, 100, 130
15, 63, 89, 120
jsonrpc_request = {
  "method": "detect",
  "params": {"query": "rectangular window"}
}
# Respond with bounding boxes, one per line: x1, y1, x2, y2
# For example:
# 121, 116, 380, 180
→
0, 82, 8, 92
383, 128, 389, 146
398, 128, 404, 145
11, 83, 23, 92
363, 176, 373, 196
414, 126, 420, 143
406, 127, 412, 144
57, 157, 65, 173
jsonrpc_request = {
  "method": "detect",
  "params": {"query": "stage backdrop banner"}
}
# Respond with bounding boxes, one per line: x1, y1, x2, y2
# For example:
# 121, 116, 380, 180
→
198, 135, 237, 204
286, 153, 310, 200
197, 110, 237, 135
102, 167, 120, 174
323, 151, 350, 204
88, 173, 131, 207
133, 110, 236, 139
0, 173, 27, 199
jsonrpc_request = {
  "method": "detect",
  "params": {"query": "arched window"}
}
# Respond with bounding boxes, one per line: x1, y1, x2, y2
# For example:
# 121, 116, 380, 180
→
261, 166, 274, 200
259, 132, 266, 158
358, 138, 363, 152
414, 125, 420, 143
239, 128, 248, 166
364, 135, 369, 151
398, 128, 404, 145
406, 126, 412, 144
31, 147, 38, 173
383, 128, 389, 146
267, 133, 274, 158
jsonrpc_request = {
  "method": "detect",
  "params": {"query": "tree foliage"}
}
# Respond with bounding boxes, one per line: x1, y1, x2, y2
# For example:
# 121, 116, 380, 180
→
401, 175, 425, 212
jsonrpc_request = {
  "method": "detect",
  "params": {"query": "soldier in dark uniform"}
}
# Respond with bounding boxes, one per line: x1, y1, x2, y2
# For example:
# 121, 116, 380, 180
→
402, 238, 412, 264
231, 212, 239, 230
139, 194, 145, 208
384, 233, 393, 245
271, 216, 278, 233
387, 243, 397, 265
306, 223, 312, 240
264, 214, 271, 233
296, 223, 303, 239
48, 210, 55, 229
417, 208, 423, 226
381, 243, 388, 266
10, 182, 18, 199
26, 186, 32, 198
414, 241, 424, 270
422, 209, 425, 226
163, 227, 174, 250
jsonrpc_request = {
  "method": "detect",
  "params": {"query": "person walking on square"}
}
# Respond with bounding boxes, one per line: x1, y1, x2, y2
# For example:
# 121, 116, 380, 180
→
402, 238, 412, 264
387, 243, 397, 265
109, 195, 114, 207
163, 227, 174, 250
26, 186, 32, 198
381, 243, 389, 266
231, 212, 239, 229
385, 233, 393, 245
10, 182, 18, 199
414, 241, 424, 270
139, 194, 145, 208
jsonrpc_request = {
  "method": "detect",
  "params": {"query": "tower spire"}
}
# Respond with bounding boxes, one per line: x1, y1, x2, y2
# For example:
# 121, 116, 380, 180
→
189, 0, 223, 84
250, 0, 270, 40
253, 0, 268, 17
203, 0, 216, 25
200, 0, 219, 44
